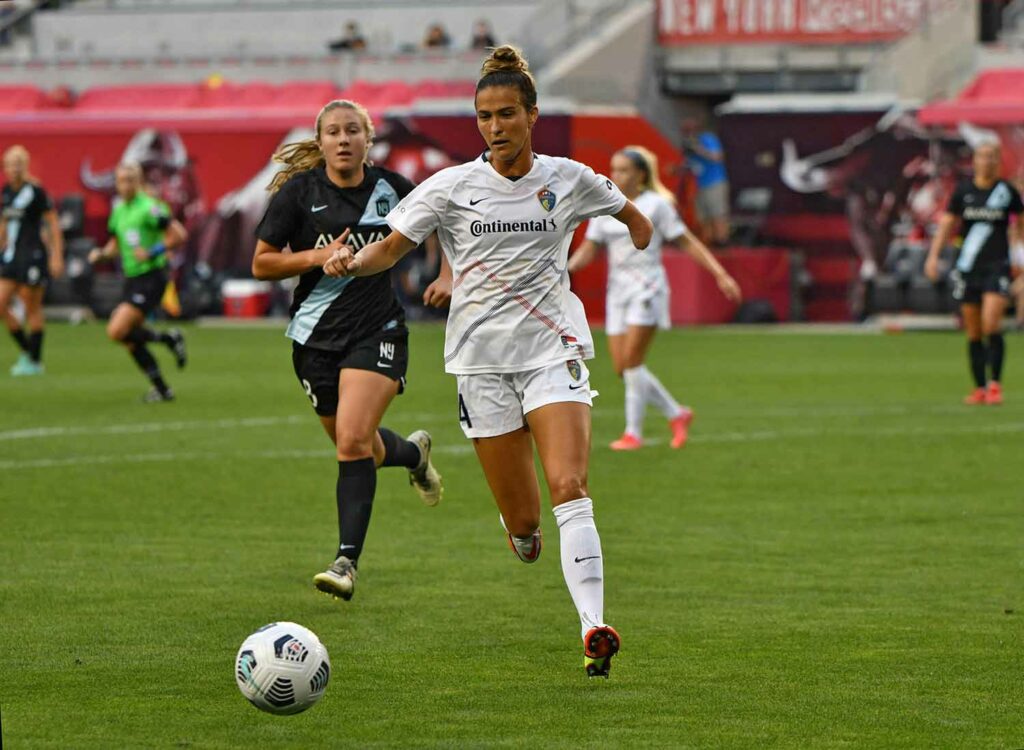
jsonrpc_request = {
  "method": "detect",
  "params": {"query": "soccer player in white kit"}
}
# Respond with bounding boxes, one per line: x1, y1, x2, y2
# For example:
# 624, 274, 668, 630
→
321, 45, 653, 677
569, 146, 741, 450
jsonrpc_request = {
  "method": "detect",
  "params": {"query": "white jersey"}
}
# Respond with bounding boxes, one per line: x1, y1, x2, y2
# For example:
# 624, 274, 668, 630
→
584, 190, 686, 297
387, 153, 627, 374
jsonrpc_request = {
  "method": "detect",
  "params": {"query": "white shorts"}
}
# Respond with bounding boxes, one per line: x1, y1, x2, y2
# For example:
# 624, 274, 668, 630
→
455, 359, 595, 438
605, 284, 671, 336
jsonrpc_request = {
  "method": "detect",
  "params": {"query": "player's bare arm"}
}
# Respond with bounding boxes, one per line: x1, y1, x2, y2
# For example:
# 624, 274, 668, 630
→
252, 228, 349, 281
87, 237, 118, 264
925, 212, 958, 281
40, 208, 65, 278
322, 229, 416, 278
567, 239, 600, 275
613, 200, 653, 250
423, 240, 452, 308
677, 232, 742, 303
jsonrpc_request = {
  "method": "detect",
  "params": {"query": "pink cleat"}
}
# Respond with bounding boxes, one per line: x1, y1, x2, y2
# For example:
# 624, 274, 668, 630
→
609, 432, 643, 451
986, 381, 1003, 405
669, 408, 694, 449
963, 387, 987, 405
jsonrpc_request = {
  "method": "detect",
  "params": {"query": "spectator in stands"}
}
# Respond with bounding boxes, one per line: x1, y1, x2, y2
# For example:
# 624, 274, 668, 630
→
423, 23, 451, 50
470, 19, 496, 49
681, 116, 730, 247
328, 21, 367, 52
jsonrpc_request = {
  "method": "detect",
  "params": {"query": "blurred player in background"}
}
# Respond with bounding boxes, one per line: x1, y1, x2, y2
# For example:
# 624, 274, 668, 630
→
0, 145, 64, 376
88, 162, 188, 402
252, 99, 448, 602
926, 141, 1024, 405
322, 46, 653, 678
570, 145, 741, 450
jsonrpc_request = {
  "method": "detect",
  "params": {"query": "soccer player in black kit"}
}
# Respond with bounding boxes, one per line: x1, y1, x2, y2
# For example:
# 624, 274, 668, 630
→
926, 141, 1024, 405
0, 145, 64, 376
253, 99, 450, 601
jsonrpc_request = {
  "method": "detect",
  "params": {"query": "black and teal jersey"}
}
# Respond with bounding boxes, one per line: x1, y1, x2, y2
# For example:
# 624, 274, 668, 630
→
2, 181, 52, 265
947, 179, 1024, 274
256, 165, 412, 352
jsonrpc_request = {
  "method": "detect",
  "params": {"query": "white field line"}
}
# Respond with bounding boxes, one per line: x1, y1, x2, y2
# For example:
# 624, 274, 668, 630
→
2, 421, 1024, 471
0, 403, 989, 444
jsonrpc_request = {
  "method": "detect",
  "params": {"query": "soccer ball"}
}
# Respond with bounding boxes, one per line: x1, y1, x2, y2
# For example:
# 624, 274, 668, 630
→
234, 622, 331, 715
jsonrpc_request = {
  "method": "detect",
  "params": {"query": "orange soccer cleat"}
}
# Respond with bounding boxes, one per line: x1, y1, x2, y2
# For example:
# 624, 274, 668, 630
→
669, 408, 694, 449
583, 625, 621, 678
609, 432, 643, 451
986, 381, 1003, 405
963, 387, 988, 405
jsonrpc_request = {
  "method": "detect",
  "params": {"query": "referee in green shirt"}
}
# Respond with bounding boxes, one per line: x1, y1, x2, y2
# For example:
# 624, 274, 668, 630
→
89, 162, 188, 402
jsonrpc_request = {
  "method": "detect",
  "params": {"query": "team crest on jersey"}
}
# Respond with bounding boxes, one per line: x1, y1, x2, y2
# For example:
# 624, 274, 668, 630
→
560, 334, 578, 349
537, 187, 556, 213
375, 195, 392, 218
566, 359, 581, 381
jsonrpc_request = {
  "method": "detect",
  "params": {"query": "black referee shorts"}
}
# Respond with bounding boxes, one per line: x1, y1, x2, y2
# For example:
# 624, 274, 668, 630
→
122, 269, 169, 315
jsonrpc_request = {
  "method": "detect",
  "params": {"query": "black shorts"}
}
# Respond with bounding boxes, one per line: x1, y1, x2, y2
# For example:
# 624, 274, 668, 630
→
291, 328, 409, 417
0, 249, 49, 287
951, 268, 1011, 304
122, 269, 168, 315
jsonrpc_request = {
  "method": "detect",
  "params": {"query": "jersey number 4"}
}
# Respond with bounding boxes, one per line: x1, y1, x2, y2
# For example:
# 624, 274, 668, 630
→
458, 393, 473, 428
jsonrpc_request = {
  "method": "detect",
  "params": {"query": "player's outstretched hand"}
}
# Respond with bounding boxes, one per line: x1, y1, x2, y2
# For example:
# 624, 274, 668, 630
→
87, 247, 104, 265
924, 255, 939, 282
423, 276, 452, 308
717, 273, 742, 303
49, 256, 65, 279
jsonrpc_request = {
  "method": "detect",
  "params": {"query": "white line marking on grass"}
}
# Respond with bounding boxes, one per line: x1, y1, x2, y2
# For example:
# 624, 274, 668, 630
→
0, 415, 308, 442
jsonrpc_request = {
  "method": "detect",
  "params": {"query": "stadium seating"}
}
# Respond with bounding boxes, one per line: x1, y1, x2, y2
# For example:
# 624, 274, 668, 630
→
0, 84, 51, 111
0, 79, 476, 116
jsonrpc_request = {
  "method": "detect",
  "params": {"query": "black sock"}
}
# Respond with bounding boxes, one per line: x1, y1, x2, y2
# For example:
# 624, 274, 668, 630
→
336, 457, 377, 565
968, 339, 987, 388
127, 326, 172, 345
27, 330, 43, 363
129, 344, 170, 393
9, 327, 29, 353
988, 333, 1005, 383
377, 427, 421, 469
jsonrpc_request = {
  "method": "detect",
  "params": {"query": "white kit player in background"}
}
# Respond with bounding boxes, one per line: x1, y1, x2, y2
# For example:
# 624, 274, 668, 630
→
569, 145, 741, 450
319, 45, 653, 678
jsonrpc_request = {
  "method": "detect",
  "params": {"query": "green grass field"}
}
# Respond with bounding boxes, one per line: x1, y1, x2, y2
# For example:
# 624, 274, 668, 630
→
1, 322, 1022, 749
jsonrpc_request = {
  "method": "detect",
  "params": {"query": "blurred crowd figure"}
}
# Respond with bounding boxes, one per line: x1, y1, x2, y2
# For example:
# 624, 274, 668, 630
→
327, 21, 367, 52
679, 116, 730, 247
325, 18, 497, 53
470, 20, 496, 49
423, 23, 451, 49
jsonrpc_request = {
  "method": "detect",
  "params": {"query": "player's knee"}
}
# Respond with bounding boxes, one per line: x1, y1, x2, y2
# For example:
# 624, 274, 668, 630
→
335, 428, 374, 461
106, 322, 124, 342
547, 473, 588, 504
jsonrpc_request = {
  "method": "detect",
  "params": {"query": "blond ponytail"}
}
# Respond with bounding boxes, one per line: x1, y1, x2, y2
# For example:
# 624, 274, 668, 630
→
622, 145, 676, 205
268, 139, 323, 194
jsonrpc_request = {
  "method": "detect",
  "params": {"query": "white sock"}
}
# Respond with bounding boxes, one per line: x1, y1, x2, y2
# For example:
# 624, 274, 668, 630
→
640, 365, 682, 419
622, 366, 646, 438
552, 497, 604, 639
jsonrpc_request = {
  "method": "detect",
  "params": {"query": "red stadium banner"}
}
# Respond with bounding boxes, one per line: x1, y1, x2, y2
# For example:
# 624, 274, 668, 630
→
657, 0, 957, 44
